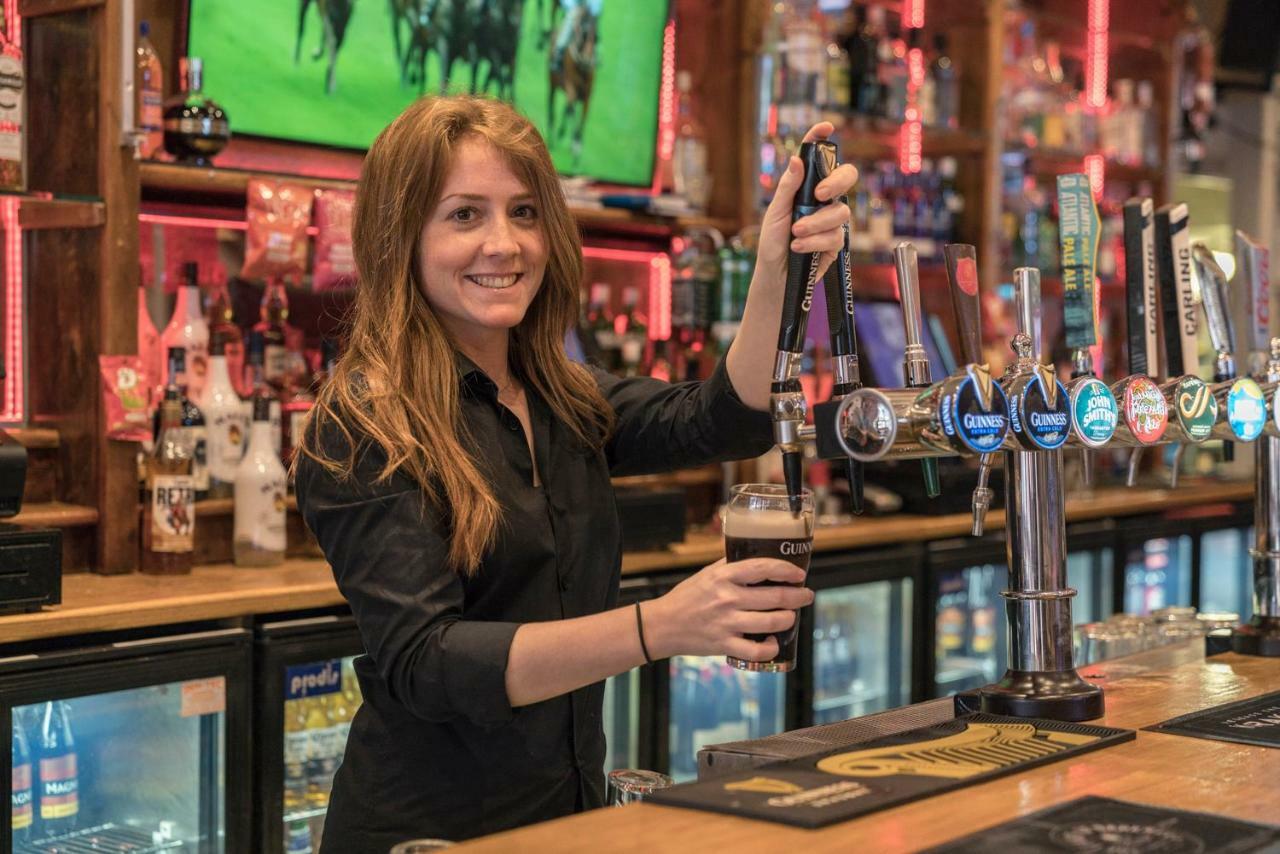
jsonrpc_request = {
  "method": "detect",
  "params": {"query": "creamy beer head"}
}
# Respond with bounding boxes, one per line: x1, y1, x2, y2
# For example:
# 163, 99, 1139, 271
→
724, 504, 812, 540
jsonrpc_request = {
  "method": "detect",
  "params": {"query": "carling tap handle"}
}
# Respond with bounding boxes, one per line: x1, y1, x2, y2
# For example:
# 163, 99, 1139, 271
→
1155, 203, 1197, 378
944, 244, 982, 365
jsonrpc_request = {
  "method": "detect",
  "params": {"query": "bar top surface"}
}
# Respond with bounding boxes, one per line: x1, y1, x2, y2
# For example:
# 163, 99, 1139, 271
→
0, 480, 1251, 644
457, 645, 1280, 852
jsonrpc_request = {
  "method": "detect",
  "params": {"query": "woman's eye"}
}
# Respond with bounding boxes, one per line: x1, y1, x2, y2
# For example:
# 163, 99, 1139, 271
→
513, 204, 537, 219
450, 207, 477, 223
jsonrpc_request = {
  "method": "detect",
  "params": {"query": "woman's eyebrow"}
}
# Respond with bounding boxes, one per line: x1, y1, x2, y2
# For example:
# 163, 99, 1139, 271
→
439, 192, 536, 203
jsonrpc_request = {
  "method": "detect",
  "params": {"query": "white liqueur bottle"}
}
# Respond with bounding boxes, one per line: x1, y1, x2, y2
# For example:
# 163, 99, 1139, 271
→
161, 262, 210, 402
200, 336, 246, 499
234, 393, 287, 567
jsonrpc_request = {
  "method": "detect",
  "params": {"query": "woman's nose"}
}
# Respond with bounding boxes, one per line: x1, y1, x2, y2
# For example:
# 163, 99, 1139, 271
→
482, 216, 521, 257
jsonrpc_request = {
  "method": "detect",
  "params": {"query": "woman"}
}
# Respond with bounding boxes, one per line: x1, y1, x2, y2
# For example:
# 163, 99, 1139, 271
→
294, 95, 855, 850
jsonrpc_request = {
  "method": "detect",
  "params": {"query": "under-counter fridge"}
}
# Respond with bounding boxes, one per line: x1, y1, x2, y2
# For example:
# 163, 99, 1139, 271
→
1118, 515, 1197, 615
925, 535, 1008, 699
2, 628, 251, 854
799, 545, 919, 726
1192, 504, 1254, 619
253, 614, 365, 854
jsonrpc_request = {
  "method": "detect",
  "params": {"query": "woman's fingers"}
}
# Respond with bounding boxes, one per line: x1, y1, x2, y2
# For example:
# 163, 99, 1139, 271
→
738, 583, 813, 611
733, 608, 797, 635
792, 201, 851, 237
724, 635, 780, 662
800, 121, 836, 144
724, 558, 807, 586
815, 163, 859, 201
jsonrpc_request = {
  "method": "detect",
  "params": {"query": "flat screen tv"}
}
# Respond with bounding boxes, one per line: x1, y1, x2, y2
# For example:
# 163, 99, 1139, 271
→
186, 0, 669, 186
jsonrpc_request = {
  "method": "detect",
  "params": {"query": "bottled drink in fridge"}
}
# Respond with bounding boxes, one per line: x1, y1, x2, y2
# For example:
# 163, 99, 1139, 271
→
135, 20, 164, 158
200, 336, 245, 499
36, 701, 78, 837
284, 698, 309, 811
304, 697, 338, 807
143, 381, 196, 574
161, 262, 210, 403
11, 709, 33, 843
234, 394, 287, 567
285, 818, 313, 854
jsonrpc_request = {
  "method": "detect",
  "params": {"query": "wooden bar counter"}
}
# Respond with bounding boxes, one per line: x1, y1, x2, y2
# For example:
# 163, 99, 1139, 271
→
0, 480, 1252, 644
458, 644, 1280, 852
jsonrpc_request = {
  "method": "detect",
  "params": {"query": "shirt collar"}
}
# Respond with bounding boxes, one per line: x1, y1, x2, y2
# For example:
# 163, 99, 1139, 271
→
456, 351, 500, 399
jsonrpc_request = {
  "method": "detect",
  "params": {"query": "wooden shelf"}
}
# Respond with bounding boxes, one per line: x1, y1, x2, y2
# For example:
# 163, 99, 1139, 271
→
7, 428, 59, 449
823, 113, 987, 162
11, 501, 98, 528
17, 196, 105, 230
139, 161, 738, 237
1008, 146, 1164, 187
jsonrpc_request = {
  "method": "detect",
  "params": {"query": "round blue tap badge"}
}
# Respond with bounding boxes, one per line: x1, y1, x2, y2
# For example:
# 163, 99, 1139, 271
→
1069, 378, 1118, 447
1227, 378, 1267, 442
1015, 374, 1071, 450
1274, 385, 1280, 434
942, 375, 1009, 453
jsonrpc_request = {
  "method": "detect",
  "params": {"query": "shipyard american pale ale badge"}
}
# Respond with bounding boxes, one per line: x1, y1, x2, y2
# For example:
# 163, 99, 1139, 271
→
650, 714, 1135, 829
1069, 378, 1117, 447
1227, 378, 1267, 442
1121, 376, 1167, 444
1172, 376, 1217, 441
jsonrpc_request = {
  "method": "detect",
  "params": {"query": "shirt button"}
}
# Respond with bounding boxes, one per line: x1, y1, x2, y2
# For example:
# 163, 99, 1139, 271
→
559, 576, 571, 592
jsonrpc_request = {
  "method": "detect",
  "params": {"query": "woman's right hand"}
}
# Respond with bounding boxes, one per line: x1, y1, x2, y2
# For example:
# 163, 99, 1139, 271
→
641, 558, 814, 662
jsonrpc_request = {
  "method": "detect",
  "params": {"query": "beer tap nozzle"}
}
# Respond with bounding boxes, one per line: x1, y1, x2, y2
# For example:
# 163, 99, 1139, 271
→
772, 140, 836, 514
894, 242, 940, 497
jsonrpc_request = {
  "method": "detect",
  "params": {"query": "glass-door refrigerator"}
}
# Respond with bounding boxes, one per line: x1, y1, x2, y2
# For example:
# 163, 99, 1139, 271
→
1066, 519, 1118, 625
253, 613, 364, 854
2, 628, 250, 853
1193, 504, 1254, 618
1118, 515, 1196, 615
799, 544, 920, 725
602, 576, 661, 777
925, 535, 1008, 699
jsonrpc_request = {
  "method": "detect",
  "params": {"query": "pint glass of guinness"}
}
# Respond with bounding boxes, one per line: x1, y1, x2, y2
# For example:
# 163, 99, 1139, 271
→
724, 484, 815, 672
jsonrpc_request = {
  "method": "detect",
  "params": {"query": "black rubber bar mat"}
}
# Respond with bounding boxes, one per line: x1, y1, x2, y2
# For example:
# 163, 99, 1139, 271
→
1148, 689, 1280, 749
924, 795, 1280, 853
648, 714, 1135, 829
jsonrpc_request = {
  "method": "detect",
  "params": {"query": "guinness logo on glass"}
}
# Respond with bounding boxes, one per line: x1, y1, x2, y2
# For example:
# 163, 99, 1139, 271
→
1174, 376, 1217, 441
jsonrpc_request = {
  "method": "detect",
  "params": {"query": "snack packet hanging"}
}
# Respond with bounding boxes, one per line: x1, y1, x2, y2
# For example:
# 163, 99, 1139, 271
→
100, 355, 152, 442
242, 178, 314, 281
313, 188, 356, 291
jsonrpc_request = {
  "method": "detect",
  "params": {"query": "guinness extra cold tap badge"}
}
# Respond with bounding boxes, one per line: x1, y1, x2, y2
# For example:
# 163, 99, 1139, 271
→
940, 368, 1009, 453
1010, 371, 1071, 450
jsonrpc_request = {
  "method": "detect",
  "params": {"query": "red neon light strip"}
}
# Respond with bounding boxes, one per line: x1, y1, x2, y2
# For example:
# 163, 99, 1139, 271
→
648, 253, 672, 341
1084, 154, 1105, 200
2, 197, 22, 422
1085, 0, 1109, 110
903, 0, 925, 29
652, 17, 677, 196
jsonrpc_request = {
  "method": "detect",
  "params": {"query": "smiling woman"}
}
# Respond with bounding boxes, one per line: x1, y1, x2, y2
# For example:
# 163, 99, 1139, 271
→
290, 93, 853, 851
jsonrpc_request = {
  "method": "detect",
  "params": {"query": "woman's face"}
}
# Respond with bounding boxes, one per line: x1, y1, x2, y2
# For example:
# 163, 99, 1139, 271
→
417, 137, 548, 351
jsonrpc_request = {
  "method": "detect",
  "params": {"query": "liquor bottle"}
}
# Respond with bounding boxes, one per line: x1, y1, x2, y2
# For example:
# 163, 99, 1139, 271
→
616, 287, 648, 377
143, 384, 196, 574
161, 262, 210, 403
153, 347, 209, 500
162, 56, 229, 165
0, 31, 24, 192
282, 364, 316, 468
245, 332, 284, 457
11, 708, 33, 844
254, 279, 290, 393
206, 276, 246, 397
304, 697, 337, 807
851, 5, 884, 116
824, 12, 852, 113
200, 336, 246, 500
283, 698, 308, 811
931, 34, 959, 130
135, 20, 164, 159
36, 701, 78, 837
234, 393, 287, 567
672, 71, 710, 211
879, 16, 908, 122
584, 283, 619, 371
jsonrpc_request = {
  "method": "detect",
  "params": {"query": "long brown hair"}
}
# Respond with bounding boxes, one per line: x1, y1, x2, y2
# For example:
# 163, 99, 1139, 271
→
295, 96, 614, 574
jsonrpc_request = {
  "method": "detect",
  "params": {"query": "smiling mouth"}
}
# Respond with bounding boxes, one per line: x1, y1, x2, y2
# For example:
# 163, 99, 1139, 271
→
466, 273, 522, 290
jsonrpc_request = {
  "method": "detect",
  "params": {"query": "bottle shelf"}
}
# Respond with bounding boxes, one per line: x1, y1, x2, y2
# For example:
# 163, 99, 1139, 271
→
822, 113, 986, 161
7, 427, 59, 449
139, 162, 737, 238
11, 501, 98, 528
1006, 146, 1165, 187
282, 805, 330, 823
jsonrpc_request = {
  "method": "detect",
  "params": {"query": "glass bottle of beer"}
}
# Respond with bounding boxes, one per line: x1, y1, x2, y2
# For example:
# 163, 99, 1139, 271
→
37, 701, 78, 837
283, 697, 308, 812
143, 386, 196, 574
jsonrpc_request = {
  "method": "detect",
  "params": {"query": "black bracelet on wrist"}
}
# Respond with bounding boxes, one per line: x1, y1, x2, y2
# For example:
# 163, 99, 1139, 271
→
635, 601, 655, 664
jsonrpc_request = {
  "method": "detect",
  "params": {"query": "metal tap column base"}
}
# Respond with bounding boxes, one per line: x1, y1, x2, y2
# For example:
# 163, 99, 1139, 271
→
975, 448, 1104, 721
1230, 617, 1280, 656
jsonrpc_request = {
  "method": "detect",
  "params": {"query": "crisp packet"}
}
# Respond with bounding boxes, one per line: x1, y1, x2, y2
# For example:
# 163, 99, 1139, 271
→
100, 355, 151, 442
242, 178, 314, 281
313, 188, 356, 290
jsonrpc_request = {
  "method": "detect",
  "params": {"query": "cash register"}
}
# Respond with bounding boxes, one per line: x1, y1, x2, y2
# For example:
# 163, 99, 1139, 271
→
0, 361, 61, 613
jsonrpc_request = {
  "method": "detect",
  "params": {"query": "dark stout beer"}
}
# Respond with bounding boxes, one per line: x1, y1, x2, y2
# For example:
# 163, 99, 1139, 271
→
724, 505, 813, 672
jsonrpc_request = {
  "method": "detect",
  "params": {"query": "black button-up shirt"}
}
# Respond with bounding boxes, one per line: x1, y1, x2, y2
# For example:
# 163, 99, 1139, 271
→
295, 355, 773, 851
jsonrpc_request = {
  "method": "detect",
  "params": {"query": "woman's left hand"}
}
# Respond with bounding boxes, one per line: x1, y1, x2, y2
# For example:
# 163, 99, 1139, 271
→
754, 122, 859, 293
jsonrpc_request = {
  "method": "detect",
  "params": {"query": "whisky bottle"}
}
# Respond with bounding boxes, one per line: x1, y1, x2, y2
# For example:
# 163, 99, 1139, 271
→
206, 276, 245, 395
142, 391, 196, 574
154, 346, 210, 500
234, 393, 287, 567
161, 262, 210, 402
245, 331, 284, 457
162, 56, 229, 165
200, 336, 246, 499
135, 20, 164, 159
253, 279, 290, 392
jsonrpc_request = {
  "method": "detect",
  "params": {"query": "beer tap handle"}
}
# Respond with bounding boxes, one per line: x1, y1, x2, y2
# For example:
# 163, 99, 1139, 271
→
1155, 204, 1197, 378
894, 242, 940, 497
1235, 229, 1271, 376
1122, 199, 1159, 377
773, 140, 836, 514
944, 244, 993, 533
1056, 175, 1100, 377
822, 194, 865, 515
1193, 241, 1238, 462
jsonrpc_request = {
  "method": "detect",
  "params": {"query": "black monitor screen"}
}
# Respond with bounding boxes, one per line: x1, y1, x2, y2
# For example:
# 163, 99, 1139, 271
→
854, 300, 949, 388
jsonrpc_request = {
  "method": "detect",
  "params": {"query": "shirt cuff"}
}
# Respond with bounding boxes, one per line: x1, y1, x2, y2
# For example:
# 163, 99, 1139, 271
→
440, 620, 521, 728
700, 357, 776, 452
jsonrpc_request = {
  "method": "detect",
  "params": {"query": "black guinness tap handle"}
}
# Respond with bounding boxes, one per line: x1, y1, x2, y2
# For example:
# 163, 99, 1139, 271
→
776, 141, 836, 356
822, 192, 865, 514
